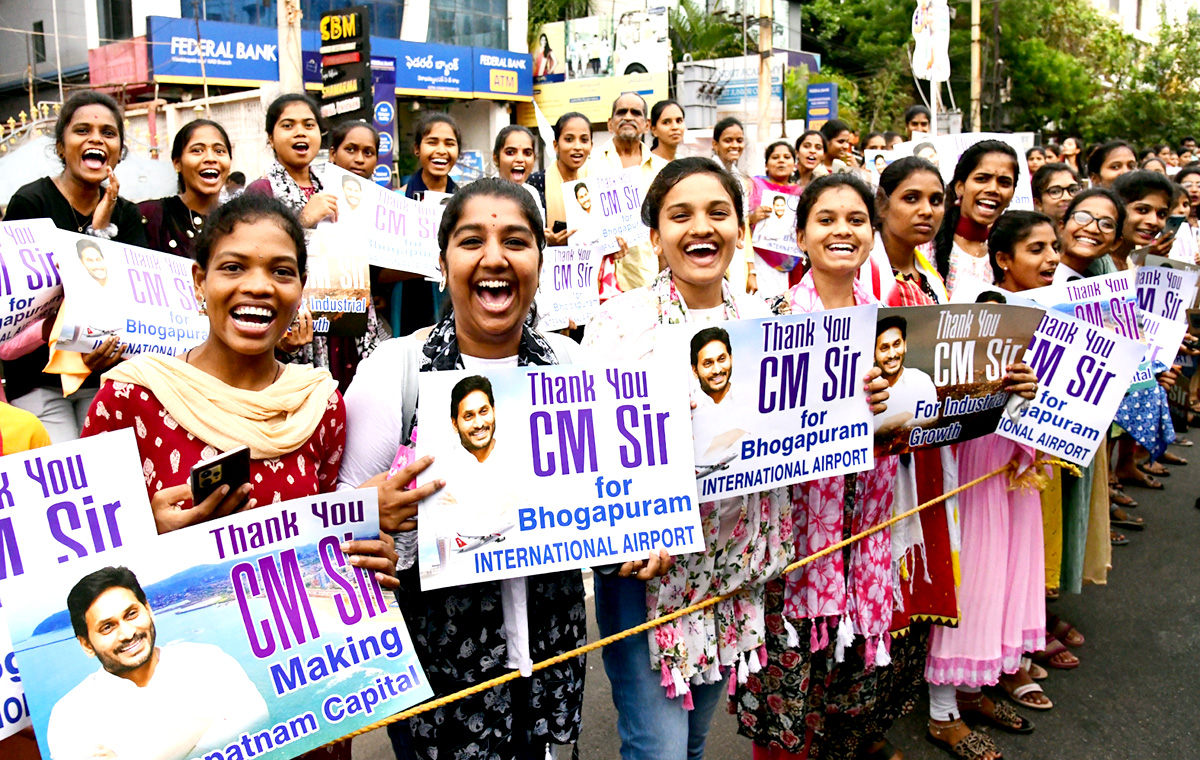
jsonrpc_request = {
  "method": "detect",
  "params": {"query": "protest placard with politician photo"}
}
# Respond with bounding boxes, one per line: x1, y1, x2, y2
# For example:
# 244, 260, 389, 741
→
319, 163, 443, 279
3, 488, 431, 760
54, 232, 209, 357
872, 302, 1045, 456
562, 169, 650, 255
303, 226, 370, 338
414, 361, 700, 589
655, 307, 878, 500
535, 243, 599, 332
0, 430, 158, 742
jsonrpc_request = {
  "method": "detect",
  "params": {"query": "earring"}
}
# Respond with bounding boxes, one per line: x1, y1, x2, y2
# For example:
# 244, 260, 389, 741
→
438, 277, 446, 293
198, 297, 207, 315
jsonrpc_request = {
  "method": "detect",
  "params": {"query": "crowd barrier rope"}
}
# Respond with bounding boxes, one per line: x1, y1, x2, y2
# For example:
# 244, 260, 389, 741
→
324, 457, 1078, 747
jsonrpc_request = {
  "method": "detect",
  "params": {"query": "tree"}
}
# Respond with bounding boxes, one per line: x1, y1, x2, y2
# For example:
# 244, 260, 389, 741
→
668, 0, 747, 64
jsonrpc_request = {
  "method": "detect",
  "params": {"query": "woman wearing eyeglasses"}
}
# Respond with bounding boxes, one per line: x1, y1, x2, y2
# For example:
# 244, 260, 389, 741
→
1031, 163, 1083, 227
1052, 187, 1123, 282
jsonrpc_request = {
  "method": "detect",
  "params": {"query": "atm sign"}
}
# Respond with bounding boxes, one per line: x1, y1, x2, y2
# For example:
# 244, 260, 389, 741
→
489, 69, 518, 94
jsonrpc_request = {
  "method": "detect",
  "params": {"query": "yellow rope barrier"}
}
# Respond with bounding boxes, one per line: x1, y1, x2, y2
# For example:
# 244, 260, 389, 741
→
325, 457, 1078, 746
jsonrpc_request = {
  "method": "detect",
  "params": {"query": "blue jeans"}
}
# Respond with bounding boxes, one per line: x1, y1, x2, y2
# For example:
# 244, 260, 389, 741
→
596, 572, 726, 760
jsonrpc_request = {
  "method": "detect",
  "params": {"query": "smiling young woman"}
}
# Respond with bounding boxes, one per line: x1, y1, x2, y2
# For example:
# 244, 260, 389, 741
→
82, 195, 398, 760
584, 157, 794, 760
1, 91, 145, 443
139, 119, 232, 260
734, 174, 910, 760
338, 179, 587, 760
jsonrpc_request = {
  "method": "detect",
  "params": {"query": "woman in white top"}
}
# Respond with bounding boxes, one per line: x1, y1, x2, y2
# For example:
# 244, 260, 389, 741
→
338, 179, 587, 760
933, 140, 1020, 296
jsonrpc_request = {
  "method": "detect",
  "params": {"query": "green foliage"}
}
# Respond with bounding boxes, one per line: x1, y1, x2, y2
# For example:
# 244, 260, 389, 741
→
1081, 7, 1200, 145
668, 0, 747, 65
783, 65, 860, 127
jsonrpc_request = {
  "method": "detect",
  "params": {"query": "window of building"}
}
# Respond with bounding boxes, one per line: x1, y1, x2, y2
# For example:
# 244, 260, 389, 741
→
428, 0, 507, 48
99, 0, 135, 41
32, 21, 46, 63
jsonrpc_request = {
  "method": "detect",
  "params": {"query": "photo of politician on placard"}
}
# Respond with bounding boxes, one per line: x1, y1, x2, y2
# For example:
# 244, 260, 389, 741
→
872, 303, 1046, 456
657, 308, 879, 501
5, 488, 432, 760
48, 566, 268, 760
415, 362, 701, 590
423, 375, 522, 564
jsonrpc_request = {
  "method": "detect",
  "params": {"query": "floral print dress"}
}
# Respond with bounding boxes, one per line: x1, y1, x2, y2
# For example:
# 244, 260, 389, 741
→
734, 272, 919, 759
584, 270, 795, 707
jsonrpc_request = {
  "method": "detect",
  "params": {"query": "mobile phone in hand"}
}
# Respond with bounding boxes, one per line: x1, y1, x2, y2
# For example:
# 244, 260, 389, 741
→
1163, 215, 1187, 238
190, 445, 251, 506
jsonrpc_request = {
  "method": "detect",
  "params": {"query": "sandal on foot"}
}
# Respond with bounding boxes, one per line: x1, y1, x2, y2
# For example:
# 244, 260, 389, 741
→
926, 720, 1001, 760
1028, 662, 1049, 680
1172, 437, 1193, 447
1032, 637, 1080, 669
1048, 614, 1085, 647
1139, 461, 1170, 477
1111, 529, 1129, 546
958, 694, 1034, 734
1111, 506, 1146, 530
1118, 474, 1163, 489
1110, 488, 1139, 508
1002, 680, 1053, 711
1158, 451, 1187, 465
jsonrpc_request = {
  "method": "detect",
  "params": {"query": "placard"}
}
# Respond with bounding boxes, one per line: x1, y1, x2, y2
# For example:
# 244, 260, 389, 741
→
1023, 270, 1157, 390
535, 244, 599, 332
872, 302, 1046, 456
0, 219, 64, 344
1135, 257, 1199, 367
656, 308, 878, 500
751, 194, 800, 262
0, 430, 158, 741
303, 226, 370, 337
997, 307, 1145, 465
415, 362, 700, 589
4, 487, 431, 760
562, 169, 650, 255
320, 163, 442, 278
54, 232, 209, 356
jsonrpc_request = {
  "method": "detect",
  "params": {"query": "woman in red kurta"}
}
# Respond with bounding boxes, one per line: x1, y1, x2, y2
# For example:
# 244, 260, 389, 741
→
82, 193, 396, 760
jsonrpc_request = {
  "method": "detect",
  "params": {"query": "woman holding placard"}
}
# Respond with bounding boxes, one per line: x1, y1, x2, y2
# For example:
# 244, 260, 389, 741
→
83, 194, 402, 760
339, 179, 588, 760
582, 157, 797, 760
933, 140, 1020, 296
529, 111, 593, 246
139, 119, 232, 260
748, 141, 805, 298
923, 212, 1053, 757
1, 91, 144, 441
247, 94, 387, 390
732, 174, 911, 760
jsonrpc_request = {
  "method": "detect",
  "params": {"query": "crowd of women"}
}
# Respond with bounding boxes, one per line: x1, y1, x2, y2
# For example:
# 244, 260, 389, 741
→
0, 88, 1195, 760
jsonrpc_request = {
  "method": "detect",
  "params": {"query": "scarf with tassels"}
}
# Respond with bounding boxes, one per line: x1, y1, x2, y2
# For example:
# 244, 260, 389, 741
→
642, 269, 796, 708
779, 273, 898, 668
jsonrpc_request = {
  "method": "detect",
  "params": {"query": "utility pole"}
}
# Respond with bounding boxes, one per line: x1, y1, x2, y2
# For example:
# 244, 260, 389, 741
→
278, 0, 304, 92
756, 0, 771, 144
970, 0, 981, 131
51, 0, 64, 102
